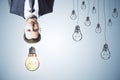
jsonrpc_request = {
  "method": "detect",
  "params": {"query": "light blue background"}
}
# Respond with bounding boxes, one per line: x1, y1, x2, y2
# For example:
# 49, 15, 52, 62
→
0, 0, 120, 80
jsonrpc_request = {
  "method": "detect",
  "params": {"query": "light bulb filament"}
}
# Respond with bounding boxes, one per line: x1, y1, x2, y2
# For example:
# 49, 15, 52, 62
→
101, 43, 111, 60
70, 10, 77, 20
84, 16, 91, 26
72, 25, 83, 41
112, 8, 118, 18
81, 1, 86, 9
25, 47, 40, 71
95, 23, 102, 33
92, 6, 96, 14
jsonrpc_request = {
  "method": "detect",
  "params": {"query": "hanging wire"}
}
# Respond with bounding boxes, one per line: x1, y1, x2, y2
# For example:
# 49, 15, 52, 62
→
87, 0, 90, 16
108, 0, 110, 18
98, 0, 99, 23
77, 0, 79, 25
114, 0, 116, 8
103, 0, 107, 43
72, 0, 75, 10
93, 0, 96, 6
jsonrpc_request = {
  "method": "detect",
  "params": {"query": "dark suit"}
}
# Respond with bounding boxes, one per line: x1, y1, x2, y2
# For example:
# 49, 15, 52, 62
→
8, 0, 54, 18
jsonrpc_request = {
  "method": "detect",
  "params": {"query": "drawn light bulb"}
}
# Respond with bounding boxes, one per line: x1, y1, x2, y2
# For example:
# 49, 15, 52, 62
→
112, 8, 118, 18
72, 25, 82, 41
70, 10, 77, 20
84, 16, 91, 26
92, 6, 96, 14
25, 47, 40, 71
81, 1, 86, 9
107, 18, 112, 26
101, 43, 111, 60
95, 23, 102, 33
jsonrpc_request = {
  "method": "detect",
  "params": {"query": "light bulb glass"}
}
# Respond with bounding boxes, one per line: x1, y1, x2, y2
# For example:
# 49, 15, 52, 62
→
92, 6, 96, 14
107, 18, 112, 26
95, 23, 102, 33
25, 47, 40, 71
72, 25, 82, 41
112, 8, 118, 18
84, 16, 91, 26
101, 43, 111, 60
70, 10, 77, 20
81, 1, 86, 9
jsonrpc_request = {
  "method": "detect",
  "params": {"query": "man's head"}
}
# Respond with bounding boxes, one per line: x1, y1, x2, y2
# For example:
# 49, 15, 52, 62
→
24, 15, 41, 43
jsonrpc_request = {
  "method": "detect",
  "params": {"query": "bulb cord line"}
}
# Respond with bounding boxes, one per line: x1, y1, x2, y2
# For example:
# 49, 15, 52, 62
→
72, 0, 75, 10
103, 0, 107, 43
114, 0, 116, 8
108, 0, 110, 17
77, 0, 79, 25
93, 0, 96, 6
98, 0, 99, 23
87, 0, 90, 16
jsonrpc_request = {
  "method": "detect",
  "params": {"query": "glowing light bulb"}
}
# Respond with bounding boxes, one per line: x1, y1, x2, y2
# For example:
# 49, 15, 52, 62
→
107, 18, 112, 26
101, 43, 111, 60
112, 8, 118, 18
84, 16, 91, 26
72, 25, 82, 41
70, 10, 77, 20
25, 47, 40, 71
92, 6, 96, 14
81, 1, 86, 9
95, 23, 102, 33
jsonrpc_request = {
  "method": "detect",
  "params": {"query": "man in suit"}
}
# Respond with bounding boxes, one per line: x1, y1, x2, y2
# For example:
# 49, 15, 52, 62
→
9, 0, 54, 43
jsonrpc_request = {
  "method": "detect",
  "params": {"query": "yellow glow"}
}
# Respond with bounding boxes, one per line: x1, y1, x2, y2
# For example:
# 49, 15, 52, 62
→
25, 55, 40, 71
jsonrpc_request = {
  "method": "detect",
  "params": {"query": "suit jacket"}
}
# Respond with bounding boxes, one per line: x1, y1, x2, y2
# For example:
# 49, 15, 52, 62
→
8, 0, 54, 18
